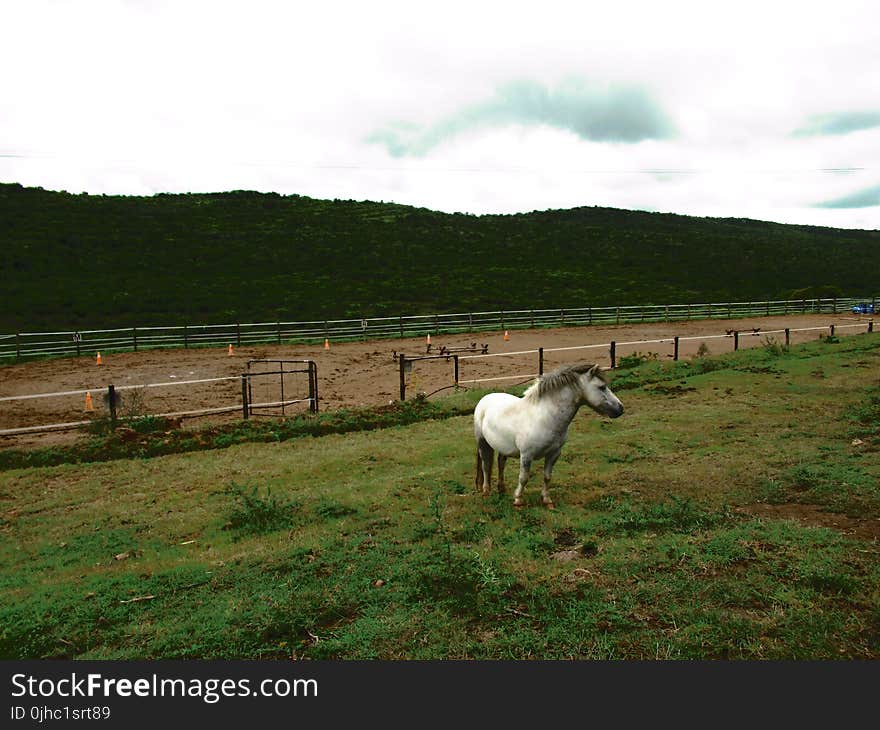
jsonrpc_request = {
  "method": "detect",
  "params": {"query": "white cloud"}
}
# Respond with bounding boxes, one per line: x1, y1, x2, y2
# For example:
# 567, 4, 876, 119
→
1, 0, 879, 228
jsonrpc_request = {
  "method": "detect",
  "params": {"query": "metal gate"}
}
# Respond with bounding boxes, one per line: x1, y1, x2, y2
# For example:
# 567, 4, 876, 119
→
242, 359, 318, 418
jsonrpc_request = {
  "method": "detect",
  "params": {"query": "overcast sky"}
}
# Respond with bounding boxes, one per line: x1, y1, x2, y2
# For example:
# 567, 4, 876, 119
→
2, 0, 880, 229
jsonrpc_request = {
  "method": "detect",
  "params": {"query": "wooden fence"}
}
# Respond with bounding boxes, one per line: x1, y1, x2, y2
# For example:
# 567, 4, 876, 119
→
397, 321, 877, 400
1, 296, 876, 362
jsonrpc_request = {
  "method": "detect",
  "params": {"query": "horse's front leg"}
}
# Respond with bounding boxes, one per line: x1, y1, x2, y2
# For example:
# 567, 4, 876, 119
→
541, 448, 563, 508
497, 454, 507, 494
513, 455, 533, 507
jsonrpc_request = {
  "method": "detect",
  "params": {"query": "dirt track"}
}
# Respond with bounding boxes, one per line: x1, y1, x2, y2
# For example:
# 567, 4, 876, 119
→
0, 312, 869, 450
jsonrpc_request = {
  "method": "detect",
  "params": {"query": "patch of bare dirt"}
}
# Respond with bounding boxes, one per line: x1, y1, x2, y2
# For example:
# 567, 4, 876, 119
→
736, 503, 880, 542
0, 313, 863, 451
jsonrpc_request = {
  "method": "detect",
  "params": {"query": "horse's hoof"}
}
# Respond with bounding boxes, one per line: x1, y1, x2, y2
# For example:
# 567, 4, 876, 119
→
513, 499, 524, 508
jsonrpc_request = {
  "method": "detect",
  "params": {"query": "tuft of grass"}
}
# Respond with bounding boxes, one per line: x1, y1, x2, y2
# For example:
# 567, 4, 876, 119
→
851, 386, 880, 438
313, 498, 358, 520
223, 483, 299, 537
582, 495, 733, 536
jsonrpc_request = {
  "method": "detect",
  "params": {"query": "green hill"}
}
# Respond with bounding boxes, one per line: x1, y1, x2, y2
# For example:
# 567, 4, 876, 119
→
1, 182, 878, 332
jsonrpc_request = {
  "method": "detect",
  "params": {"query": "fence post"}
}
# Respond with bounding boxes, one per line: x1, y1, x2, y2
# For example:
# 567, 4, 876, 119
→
279, 360, 286, 415
108, 385, 117, 425
15, 333, 20, 361
830, 324, 835, 338
399, 317, 404, 338
673, 336, 679, 361
399, 354, 407, 401
616, 307, 620, 325
453, 355, 459, 387
74, 333, 81, 358
588, 307, 592, 326
530, 310, 534, 328
309, 361, 319, 413
468, 313, 473, 333
833, 298, 837, 314
236, 323, 241, 347
869, 321, 874, 333
610, 341, 616, 369
785, 328, 790, 347
184, 325, 189, 349
132, 328, 138, 352
734, 331, 739, 351
241, 375, 249, 419
538, 347, 544, 375
277, 322, 281, 345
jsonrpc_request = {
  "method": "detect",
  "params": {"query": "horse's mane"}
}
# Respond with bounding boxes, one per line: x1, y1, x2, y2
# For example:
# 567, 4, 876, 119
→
523, 362, 605, 401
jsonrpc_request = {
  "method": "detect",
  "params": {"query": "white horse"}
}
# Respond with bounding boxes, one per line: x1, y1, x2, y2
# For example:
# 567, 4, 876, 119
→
473, 363, 624, 508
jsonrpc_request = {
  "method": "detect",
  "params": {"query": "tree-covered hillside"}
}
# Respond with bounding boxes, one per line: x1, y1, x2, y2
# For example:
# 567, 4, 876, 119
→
1, 182, 877, 332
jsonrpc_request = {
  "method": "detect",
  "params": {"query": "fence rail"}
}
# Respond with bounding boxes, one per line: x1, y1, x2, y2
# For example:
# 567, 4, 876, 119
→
1, 296, 876, 362
398, 320, 877, 399
0, 360, 318, 437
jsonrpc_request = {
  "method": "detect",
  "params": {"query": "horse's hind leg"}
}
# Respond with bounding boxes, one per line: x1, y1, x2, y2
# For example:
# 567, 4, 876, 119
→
541, 448, 562, 508
497, 454, 507, 494
513, 456, 533, 507
477, 439, 494, 496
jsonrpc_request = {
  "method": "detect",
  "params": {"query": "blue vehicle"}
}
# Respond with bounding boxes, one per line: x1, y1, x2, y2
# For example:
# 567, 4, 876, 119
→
851, 302, 875, 314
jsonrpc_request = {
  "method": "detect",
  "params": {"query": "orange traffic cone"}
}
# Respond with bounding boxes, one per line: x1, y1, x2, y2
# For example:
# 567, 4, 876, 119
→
503, 330, 510, 341
426, 334, 431, 345
324, 338, 330, 350
85, 392, 94, 412
228, 344, 234, 356
96, 352, 102, 365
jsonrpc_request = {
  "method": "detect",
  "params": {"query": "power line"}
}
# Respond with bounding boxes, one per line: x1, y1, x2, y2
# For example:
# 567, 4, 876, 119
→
0, 152, 869, 175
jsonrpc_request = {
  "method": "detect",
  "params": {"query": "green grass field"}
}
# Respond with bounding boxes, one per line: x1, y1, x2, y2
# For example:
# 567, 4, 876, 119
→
1, 334, 878, 659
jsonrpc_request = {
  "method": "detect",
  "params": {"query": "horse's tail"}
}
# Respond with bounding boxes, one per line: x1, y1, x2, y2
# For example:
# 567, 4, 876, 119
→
475, 446, 483, 489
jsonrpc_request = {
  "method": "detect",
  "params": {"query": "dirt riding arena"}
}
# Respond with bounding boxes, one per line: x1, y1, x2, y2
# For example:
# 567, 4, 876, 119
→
0, 313, 871, 450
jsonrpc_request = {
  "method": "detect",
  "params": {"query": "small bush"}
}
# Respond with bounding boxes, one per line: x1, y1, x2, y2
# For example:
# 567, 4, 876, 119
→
223, 483, 299, 537
617, 351, 659, 370
762, 337, 788, 357
128, 416, 170, 434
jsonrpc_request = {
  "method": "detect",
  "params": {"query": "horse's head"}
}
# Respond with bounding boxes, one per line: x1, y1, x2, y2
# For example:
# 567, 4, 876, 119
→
579, 365, 624, 418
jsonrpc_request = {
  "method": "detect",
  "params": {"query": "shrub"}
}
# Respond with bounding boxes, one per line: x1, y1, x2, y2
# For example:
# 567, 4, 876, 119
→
223, 483, 299, 537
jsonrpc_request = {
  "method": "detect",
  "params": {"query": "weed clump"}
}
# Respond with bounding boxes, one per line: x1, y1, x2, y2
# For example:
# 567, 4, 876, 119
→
584, 495, 732, 536
617, 351, 660, 370
762, 336, 788, 357
223, 483, 299, 537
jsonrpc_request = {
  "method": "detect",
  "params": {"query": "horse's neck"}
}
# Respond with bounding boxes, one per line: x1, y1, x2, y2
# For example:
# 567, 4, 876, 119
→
533, 386, 582, 425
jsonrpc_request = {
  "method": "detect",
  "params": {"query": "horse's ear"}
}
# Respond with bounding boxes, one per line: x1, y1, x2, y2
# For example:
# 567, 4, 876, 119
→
587, 364, 606, 382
